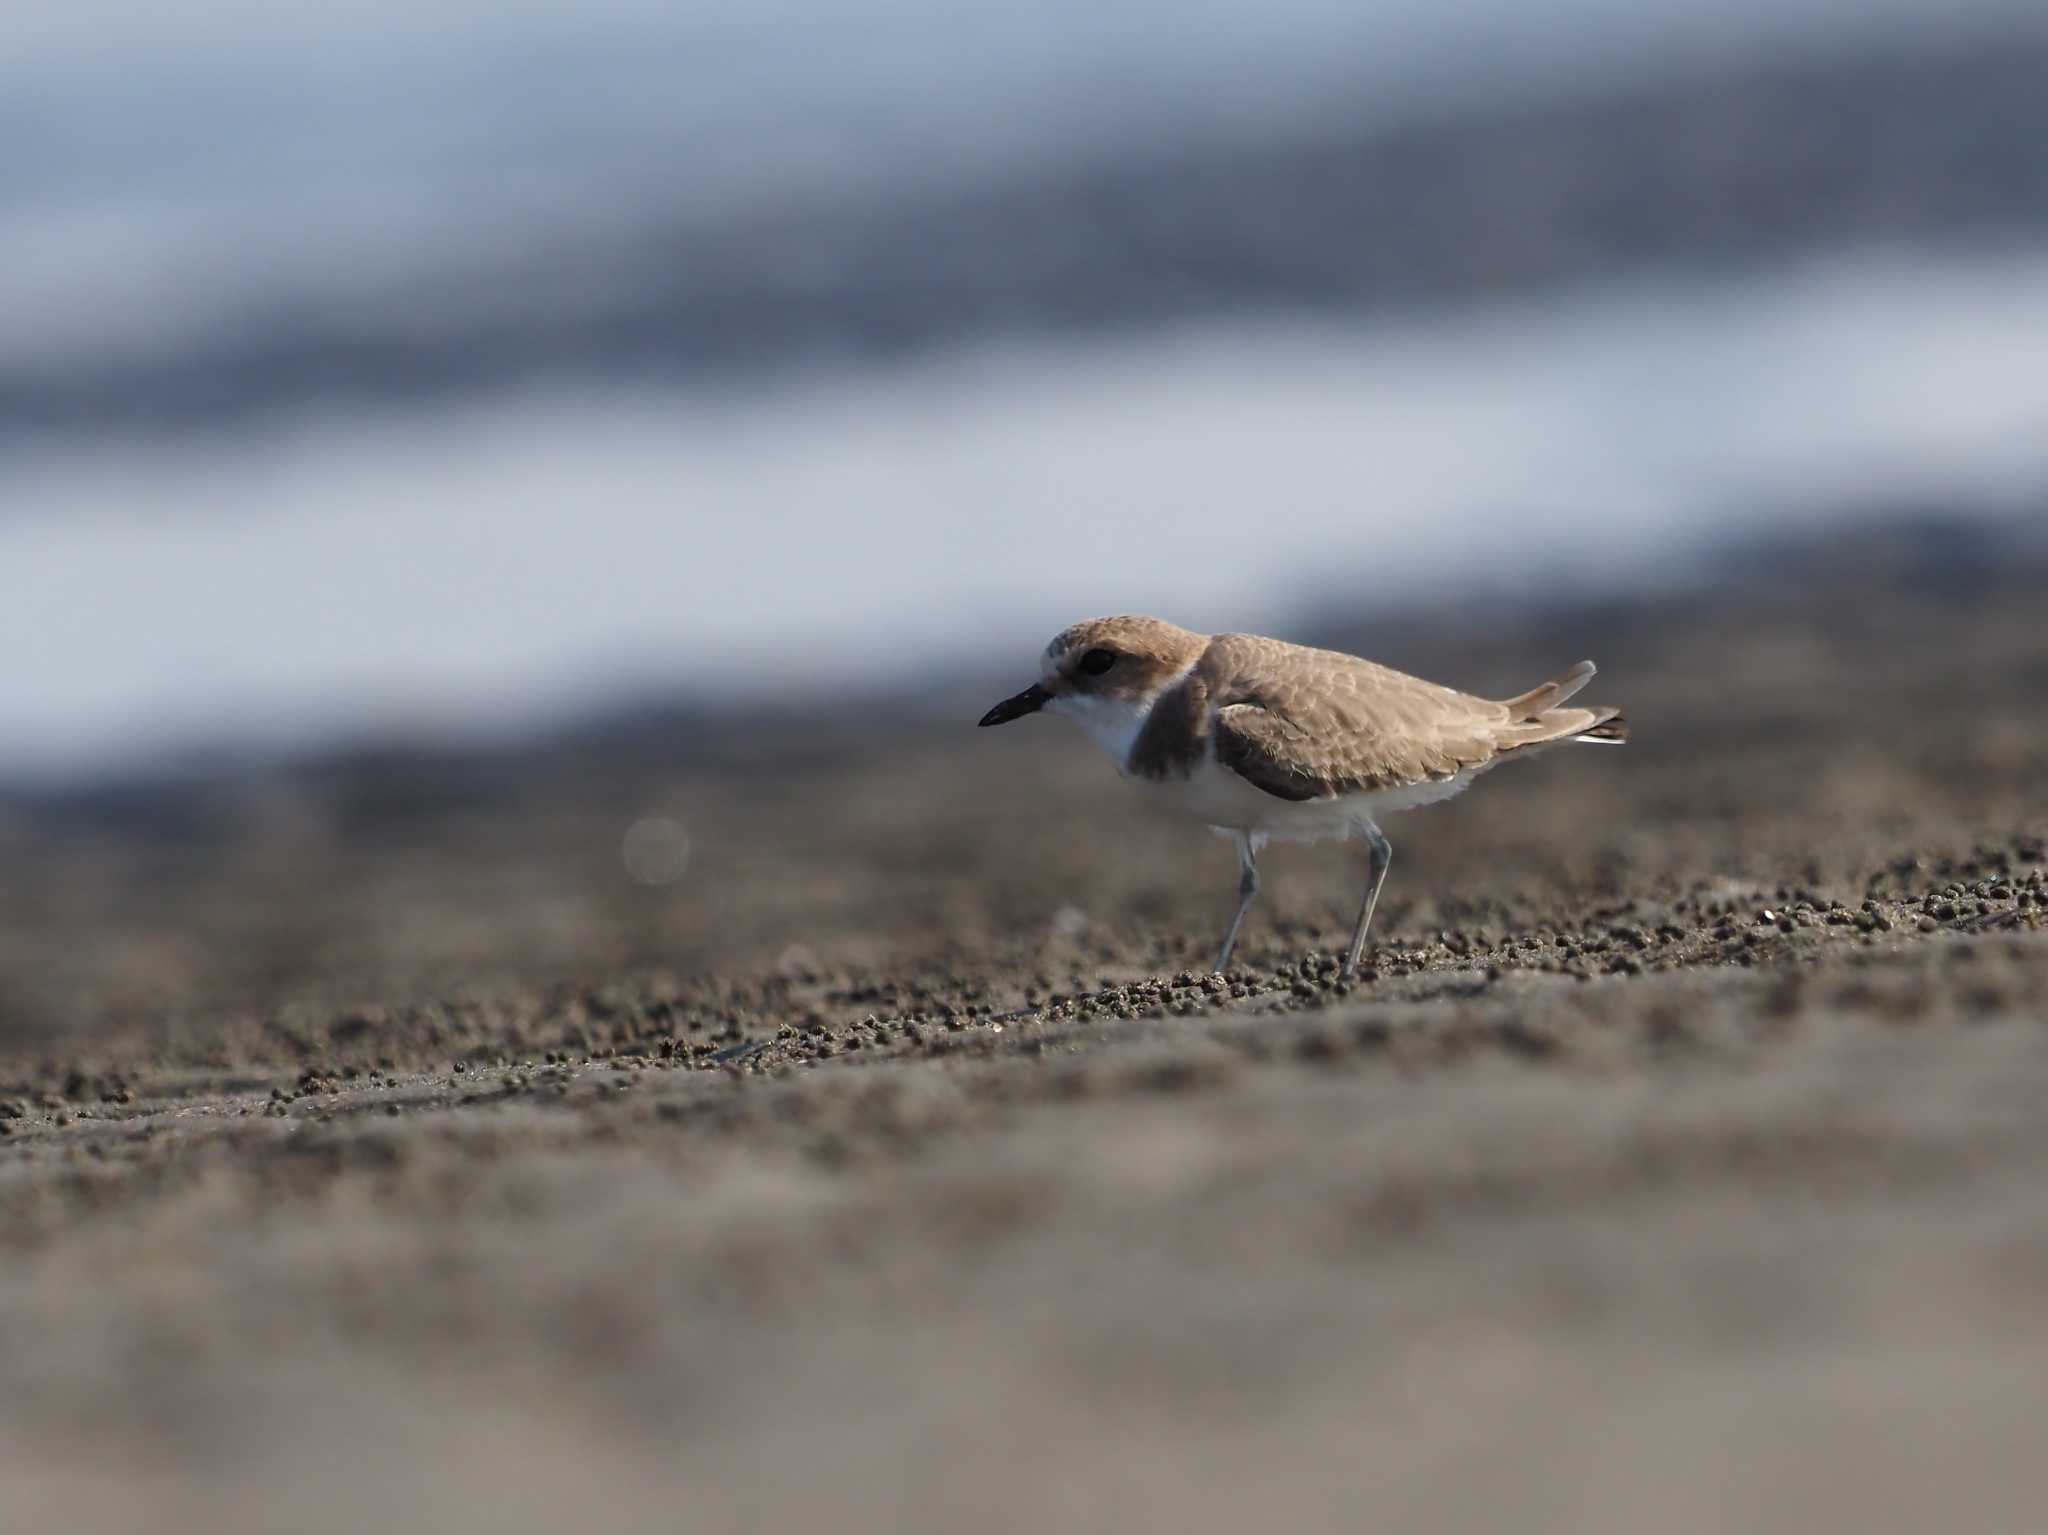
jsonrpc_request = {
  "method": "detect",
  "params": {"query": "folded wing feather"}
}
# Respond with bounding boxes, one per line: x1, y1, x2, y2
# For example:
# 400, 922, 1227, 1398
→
1202, 636, 1620, 803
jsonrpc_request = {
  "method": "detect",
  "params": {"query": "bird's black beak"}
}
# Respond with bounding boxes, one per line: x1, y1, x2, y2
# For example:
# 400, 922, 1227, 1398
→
978, 682, 1052, 727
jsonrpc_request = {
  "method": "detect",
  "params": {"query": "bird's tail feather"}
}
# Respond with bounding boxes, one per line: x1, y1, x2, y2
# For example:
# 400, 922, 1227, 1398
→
1572, 708, 1629, 744
1501, 659, 1597, 719
1496, 659, 1627, 751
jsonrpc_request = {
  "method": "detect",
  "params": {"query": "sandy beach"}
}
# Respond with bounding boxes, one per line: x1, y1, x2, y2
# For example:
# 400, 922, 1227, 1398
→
2, 520, 2043, 1531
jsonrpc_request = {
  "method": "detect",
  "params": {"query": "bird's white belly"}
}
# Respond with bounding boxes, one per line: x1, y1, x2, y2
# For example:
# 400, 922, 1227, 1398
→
1133, 751, 1481, 843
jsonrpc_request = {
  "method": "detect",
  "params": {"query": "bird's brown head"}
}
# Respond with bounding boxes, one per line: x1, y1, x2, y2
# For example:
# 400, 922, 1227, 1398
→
978, 616, 1206, 727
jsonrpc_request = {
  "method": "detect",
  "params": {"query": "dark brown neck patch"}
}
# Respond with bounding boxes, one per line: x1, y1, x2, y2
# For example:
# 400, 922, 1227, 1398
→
1126, 671, 1209, 781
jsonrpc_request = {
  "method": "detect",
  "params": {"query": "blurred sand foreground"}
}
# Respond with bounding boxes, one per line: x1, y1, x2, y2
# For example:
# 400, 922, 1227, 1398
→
2, 524, 2045, 1533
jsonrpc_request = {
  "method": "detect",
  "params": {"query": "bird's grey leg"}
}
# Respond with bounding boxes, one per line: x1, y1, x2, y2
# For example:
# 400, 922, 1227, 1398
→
1213, 832, 1262, 973
1342, 824, 1394, 981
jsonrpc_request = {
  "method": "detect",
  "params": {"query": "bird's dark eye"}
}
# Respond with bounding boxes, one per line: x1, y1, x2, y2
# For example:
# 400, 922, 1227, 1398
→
1079, 648, 1117, 676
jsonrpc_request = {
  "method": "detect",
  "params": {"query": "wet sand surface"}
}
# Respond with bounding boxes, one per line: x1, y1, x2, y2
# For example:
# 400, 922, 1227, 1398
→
3, 522, 2045, 1531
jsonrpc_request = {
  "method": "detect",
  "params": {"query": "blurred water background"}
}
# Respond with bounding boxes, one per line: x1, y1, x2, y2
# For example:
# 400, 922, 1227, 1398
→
6, 0, 2048, 780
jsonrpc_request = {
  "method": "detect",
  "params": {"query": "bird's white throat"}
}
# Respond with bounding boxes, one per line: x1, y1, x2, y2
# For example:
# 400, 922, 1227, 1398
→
1048, 688, 1166, 772
1047, 657, 1202, 771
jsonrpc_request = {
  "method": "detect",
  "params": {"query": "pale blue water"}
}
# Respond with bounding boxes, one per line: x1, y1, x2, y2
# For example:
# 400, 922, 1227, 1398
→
5, 2, 2048, 777
5, 0, 2044, 383
4, 249, 2046, 778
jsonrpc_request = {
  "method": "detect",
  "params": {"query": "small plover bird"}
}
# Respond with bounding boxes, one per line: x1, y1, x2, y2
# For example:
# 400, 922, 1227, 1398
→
979, 616, 1625, 979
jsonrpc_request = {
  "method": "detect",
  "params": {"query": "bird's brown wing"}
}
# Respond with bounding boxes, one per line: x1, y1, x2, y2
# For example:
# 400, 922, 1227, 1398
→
1201, 633, 1509, 802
